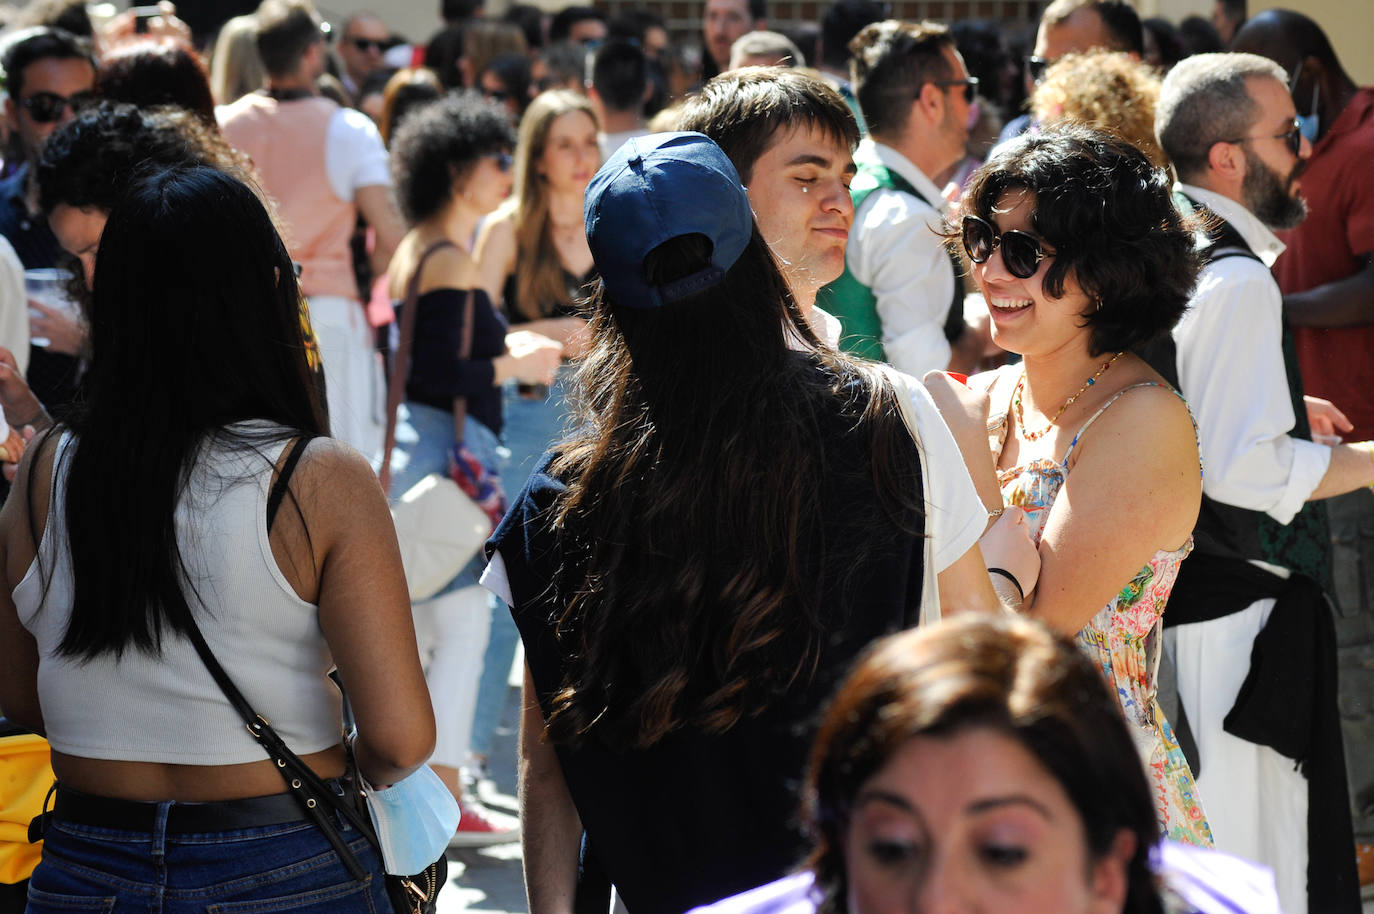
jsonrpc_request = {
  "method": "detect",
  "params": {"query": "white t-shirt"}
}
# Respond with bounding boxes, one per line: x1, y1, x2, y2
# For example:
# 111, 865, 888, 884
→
325, 106, 391, 199
481, 378, 985, 605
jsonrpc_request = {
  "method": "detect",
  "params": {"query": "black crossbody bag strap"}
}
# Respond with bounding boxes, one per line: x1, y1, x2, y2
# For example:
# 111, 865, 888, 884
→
183, 435, 381, 882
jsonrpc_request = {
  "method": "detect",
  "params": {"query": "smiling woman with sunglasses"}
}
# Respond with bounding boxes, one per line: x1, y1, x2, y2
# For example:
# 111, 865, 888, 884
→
944, 124, 1214, 847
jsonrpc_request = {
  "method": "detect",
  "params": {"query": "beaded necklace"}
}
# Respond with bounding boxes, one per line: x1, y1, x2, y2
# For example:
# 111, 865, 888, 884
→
1013, 352, 1124, 441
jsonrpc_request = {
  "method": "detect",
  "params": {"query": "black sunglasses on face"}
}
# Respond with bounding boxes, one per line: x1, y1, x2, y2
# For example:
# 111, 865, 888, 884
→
932, 76, 979, 104
19, 90, 96, 123
1024, 55, 1050, 84
962, 215, 1052, 279
1224, 118, 1303, 157
349, 37, 386, 53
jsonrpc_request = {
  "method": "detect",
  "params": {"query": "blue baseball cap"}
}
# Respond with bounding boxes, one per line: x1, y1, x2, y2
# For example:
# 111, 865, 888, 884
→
584, 132, 753, 310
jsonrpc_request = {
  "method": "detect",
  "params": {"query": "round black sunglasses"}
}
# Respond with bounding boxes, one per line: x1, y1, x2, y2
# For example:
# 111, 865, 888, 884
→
961, 215, 1052, 279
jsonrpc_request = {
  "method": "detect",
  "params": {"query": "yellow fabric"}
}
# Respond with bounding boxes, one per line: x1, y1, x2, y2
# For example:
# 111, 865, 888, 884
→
0, 733, 52, 884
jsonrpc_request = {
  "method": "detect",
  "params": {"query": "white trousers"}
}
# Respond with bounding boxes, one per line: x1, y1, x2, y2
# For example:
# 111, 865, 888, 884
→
413, 586, 492, 770
307, 294, 383, 458
1168, 599, 1308, 914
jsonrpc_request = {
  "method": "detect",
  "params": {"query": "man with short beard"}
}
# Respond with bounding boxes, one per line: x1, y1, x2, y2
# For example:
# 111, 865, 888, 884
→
1150, 51, 1372, 914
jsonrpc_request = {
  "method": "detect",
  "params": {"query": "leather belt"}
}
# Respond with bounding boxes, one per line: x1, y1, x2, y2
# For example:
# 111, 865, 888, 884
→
51, 784, 313, 834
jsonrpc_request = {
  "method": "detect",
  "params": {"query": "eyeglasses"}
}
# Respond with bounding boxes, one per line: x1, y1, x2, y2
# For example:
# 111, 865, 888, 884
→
1223, 118, 1303, 157
933, 76, 979, 104
1024, 55, 1050, 84
962, 214, 1052, 279
19, 90, 96, 123
349, 37, 386, 53
485, 152, 514, 172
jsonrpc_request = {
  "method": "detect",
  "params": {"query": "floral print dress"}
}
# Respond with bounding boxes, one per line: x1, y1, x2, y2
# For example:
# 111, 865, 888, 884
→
987, 370, 1214, 847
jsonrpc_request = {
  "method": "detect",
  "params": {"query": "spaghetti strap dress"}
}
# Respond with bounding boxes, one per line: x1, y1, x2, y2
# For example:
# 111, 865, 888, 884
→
986, 368, 1214, 847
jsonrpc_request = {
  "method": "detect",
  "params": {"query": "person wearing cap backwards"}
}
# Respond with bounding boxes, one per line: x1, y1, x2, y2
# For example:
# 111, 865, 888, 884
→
480, 132, 1040, 914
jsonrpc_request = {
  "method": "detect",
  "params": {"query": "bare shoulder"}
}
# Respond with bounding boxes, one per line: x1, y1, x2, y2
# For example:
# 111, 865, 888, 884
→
288, 438, 389, 528
418, 243, 480, 294
1075, 378, 1199, 472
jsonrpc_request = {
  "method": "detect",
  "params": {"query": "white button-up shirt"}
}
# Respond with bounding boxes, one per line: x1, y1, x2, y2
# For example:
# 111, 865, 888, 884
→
1174, 184, 1331, 524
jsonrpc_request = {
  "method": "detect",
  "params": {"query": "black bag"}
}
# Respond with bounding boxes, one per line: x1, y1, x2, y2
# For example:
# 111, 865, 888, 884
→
182, 436, 446, 914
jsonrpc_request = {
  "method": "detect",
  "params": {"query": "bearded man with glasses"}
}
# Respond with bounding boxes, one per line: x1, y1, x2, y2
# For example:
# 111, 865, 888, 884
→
0, 27, 96, 415
1151, 50, 1370, 914
817, 19, 975, 375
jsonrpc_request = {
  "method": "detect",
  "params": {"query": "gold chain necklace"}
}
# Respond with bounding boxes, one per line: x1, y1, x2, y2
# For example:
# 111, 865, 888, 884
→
1013, 352, 1123, 441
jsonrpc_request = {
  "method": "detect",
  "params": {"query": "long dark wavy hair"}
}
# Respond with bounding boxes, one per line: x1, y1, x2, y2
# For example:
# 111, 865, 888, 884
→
806, 615, 1163, 914
37, 166, 326, 660
542, 229, 923, 750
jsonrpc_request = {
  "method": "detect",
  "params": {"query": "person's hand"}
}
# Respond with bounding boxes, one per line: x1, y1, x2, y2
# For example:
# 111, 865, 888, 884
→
29, 302, 87, 356
2, 425, 36, 483
0, 347, 44, 426
102, 1, 193, 48
1305, 395, 1353, 441
505, 331, 563, 386
981, 506, 1040, 596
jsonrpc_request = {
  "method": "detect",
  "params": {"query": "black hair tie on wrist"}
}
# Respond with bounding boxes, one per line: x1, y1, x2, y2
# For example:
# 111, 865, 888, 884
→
987, 567, 1024, 601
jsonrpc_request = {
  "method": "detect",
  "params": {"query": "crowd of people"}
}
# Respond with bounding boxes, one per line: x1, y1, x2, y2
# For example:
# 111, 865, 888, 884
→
0, 0, 1369, 912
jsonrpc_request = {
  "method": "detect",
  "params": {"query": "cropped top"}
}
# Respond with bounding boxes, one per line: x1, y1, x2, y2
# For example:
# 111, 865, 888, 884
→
14, 425, 343, 764
400, 287, 507, 435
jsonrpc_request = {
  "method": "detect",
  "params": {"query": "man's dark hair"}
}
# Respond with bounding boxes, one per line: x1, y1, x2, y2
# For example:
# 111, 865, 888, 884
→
548, 5, 605, 44
503, 4, 545, 50
1, 27, 95, 100
440, 0, 482, 24
590, 38, 647, 113
848, 19, 956, 138
1178, 15, 1222, 55
609, 8, 665, 45
1041, 0, 1143, 56
254, 0, 324, 78
1217, 0, 1245, 24
675, 67, 859, 184
956, 125, 1199, 356
13, 0, 92, 38
820, 0, 885, 71
747, 0, 767, 21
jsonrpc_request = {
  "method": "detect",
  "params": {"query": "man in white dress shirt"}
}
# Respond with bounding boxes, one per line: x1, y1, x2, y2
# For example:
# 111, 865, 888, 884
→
1153, 52, 1374, 914
816, 19, 971, 375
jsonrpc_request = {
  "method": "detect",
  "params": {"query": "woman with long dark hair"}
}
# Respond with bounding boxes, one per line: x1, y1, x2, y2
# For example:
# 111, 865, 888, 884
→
486, 132, 1035, 914
0, 166, 433, 910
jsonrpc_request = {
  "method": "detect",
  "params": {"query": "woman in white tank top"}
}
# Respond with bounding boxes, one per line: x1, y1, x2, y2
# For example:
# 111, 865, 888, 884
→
0, 165, 433, 913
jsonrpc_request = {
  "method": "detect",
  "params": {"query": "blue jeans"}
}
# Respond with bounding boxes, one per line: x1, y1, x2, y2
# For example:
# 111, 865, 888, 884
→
388, 401, 504, 595
468, 374, 572, 759
27, 809, 391, 913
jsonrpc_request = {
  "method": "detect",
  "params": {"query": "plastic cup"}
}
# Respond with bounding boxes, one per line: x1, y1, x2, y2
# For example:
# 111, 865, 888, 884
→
24, 268, 77, 348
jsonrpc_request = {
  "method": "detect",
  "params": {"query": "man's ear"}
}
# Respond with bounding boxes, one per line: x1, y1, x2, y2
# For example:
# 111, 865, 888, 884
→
1205, 137, 1244, 182
4, 97, 18, 135
914, 81, 944, 127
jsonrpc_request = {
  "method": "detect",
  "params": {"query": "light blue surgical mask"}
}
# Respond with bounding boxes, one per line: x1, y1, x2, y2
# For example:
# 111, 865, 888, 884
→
1297, 81, 1320, 143
362, 764, 459, 875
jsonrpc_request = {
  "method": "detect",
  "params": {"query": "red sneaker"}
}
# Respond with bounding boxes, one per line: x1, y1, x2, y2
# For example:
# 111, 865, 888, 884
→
448, 802, 520, 848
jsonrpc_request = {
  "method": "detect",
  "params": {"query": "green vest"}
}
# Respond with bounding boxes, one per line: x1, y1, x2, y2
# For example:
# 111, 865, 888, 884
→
817, 159, 962, 362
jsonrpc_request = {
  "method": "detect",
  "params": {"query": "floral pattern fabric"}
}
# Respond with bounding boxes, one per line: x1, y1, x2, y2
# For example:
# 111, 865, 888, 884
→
988, 372, 1214, 848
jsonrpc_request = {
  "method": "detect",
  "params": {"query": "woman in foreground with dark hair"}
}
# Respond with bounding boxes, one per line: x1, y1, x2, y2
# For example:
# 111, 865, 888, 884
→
0, 166, 433, 910
692, 616, 1279, 914
950, 125, 1211, 845
484, 132, 1038, 914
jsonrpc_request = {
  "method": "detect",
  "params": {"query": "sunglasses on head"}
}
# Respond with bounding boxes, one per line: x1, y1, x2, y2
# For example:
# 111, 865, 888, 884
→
19, 90, 95, 123
932, 76, 979, 104
962, 214, 1052, 279
349, 37, 386, 53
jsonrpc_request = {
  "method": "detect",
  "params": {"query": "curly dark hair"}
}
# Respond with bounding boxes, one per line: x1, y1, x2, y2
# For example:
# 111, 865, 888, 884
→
97, 38, 217, 126
388, 91, 516, 225
805, 615, 1164, 914
953, 124, 1199, 356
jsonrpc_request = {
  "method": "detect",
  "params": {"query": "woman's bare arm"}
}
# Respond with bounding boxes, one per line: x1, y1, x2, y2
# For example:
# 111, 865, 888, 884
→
519, 664, 582, 914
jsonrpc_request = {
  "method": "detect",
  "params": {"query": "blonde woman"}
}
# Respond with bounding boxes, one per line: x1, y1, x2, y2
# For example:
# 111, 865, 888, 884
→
1031, 50, 1167, 168
470, 89, 600, 772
